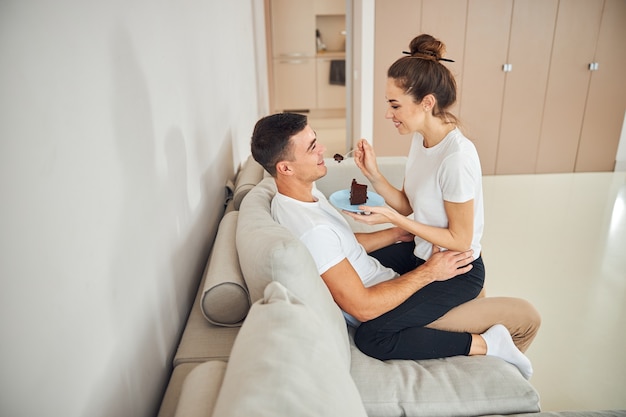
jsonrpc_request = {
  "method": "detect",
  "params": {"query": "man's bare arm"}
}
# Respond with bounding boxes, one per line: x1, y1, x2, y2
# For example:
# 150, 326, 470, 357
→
355, 227, 413, 253
320, 246, 474, 322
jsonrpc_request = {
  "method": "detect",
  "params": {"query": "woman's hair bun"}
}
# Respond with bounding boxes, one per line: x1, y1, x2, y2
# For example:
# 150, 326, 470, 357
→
408, 34, 446, 61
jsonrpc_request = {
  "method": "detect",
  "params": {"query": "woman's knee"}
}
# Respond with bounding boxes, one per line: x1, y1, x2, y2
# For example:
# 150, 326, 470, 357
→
509, 298, 542, 352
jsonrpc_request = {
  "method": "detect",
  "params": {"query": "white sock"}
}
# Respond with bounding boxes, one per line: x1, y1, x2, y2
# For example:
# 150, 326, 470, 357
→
481, 324, 533, 380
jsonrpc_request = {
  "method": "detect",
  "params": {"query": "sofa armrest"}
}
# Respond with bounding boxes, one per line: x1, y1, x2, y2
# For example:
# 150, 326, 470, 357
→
157, 361, 227, 417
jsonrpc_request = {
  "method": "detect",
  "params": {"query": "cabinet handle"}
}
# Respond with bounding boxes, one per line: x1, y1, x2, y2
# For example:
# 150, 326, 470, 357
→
278, 60, 306, 64
588, 62, 599, 71
278, 53, 306, 58
502, 63, 513, 72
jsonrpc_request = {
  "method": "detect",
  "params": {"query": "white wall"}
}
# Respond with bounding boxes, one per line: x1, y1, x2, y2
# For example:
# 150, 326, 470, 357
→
0, 1, 266, 416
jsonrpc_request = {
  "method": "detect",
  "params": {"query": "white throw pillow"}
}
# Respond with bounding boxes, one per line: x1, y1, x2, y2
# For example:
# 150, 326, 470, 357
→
212, 282, 367, 417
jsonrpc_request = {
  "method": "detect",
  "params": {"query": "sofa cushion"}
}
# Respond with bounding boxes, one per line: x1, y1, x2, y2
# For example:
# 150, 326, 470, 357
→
212, 282, 368, 417
200, 211, 250, 326
236, 177, 351, 366
173, 361, 227, 417
348, 327, 541, 417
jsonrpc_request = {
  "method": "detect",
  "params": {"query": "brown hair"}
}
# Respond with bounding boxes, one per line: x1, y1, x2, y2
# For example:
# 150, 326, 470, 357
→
250, 112, 308, 176
388, 34, 458, 124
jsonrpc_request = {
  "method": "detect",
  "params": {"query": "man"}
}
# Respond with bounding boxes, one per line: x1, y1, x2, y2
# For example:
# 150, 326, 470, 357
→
251, 112, 538, 380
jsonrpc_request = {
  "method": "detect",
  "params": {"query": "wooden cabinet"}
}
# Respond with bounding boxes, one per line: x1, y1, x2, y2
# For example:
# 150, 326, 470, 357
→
420, 0, 467, 118
270, 0, 316, 111
570, 0, 626, 172
315, 0, 345, 15
535, 0, 605, 173
491, 0, 558, 175
273, 59, 317, 111
372, 0, 422, 157
270, 0, 316, 57
269, 0, 346, 112
316, 57, 346, 108
458, 0, 560, 175
458, 0, 514, 175
371, 0, 625, 173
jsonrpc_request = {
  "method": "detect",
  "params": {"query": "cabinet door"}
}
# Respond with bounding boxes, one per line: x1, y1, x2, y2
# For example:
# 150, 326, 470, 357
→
315, 0, 345, 15
316, 58, 346, 109
459, 0, 513, 175
273, 58, 317, 111
535, 0, 604, 173
271, 0, 316, 57
372, 0, 422, 157
495, 0, 558, 174
575, 0, 626, 172
421, 0, 467, 118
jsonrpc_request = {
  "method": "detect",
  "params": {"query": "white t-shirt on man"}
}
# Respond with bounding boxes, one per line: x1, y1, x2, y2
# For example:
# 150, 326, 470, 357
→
271, 186, 398, 326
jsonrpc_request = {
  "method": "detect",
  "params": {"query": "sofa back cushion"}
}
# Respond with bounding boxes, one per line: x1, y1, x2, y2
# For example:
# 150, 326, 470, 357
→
212, 282, 367, 417
229, 155, 266, 210
200, 211, 250, 326
236, 177, 351, 366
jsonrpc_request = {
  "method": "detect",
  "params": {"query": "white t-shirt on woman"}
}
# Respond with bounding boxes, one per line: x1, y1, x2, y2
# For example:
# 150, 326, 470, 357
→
403, 128, 484, 261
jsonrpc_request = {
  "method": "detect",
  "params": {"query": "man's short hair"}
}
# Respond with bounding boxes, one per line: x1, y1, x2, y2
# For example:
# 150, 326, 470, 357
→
251, 112, 308, 176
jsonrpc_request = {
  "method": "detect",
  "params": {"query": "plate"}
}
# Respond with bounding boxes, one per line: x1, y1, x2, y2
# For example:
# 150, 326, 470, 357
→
329, 189, 385, 213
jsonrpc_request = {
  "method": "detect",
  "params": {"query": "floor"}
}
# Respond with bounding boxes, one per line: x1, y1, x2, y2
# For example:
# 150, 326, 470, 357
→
481, 171, 626, 412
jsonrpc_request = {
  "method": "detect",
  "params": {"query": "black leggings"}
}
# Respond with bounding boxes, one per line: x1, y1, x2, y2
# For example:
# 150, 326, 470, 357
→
354, 241, 485, 360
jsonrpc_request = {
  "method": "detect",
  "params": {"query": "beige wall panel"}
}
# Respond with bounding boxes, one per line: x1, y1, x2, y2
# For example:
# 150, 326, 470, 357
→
575, 0, 626, 172
495, 0, 558, 174
535, 0, 604, 173
420, 0, 467, 118
459, 0, 513, 175
372, 0, 421, 157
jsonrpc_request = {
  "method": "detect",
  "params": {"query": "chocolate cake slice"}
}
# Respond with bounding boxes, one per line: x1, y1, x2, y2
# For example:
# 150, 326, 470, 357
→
349, 179, 367, 205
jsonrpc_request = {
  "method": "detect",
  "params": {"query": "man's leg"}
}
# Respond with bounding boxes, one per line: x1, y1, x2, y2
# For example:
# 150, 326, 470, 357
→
426, 297, 541, 353
354, 257, 485, 360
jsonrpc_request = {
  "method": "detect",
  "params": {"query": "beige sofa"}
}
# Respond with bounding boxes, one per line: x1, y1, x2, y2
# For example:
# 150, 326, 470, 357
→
157, 156, 625, 417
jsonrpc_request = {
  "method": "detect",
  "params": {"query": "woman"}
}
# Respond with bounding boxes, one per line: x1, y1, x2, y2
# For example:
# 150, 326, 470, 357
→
349, 33, 484, 283
345, 33, 512, 370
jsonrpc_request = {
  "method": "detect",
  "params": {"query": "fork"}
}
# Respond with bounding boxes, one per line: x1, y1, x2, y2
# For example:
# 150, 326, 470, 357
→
332, 149, 355, 162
